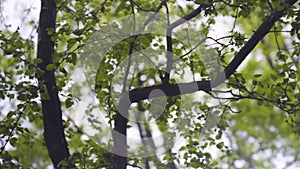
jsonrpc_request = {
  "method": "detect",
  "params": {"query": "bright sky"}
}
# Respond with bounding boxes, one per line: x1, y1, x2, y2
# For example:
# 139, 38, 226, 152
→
1, 0, 40, 37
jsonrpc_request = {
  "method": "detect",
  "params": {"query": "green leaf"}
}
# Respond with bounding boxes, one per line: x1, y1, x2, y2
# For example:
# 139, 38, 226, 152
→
189, 161, 201, 168
254, 74, 262, 78
10, 137, 18, 147
216, 142, 224, 149
46, 64, 55, 71
73, 29, 84, 36
17, 104, 24, 109
65, 98, 73, 108
33, 58, 43, 64
67, 38, 77, 50
163, 153, 170, 161
195, 0, 206, 4
200, 104, 209, 111
41, 92, 50, 100
47, 28, 55, 35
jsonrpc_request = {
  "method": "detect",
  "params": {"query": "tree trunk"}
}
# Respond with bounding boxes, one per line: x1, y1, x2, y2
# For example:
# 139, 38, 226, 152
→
113, 93, 131, 169
37, 0, 71, 168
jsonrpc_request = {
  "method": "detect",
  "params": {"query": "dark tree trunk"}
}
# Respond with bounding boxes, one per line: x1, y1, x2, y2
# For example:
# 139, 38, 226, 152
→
37, 0, 71, 168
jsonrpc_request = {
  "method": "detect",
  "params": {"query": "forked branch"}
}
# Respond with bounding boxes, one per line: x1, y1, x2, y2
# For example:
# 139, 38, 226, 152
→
129, 0, 298, 102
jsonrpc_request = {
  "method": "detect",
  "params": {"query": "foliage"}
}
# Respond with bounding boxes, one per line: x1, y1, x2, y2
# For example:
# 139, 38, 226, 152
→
0, 0, 299, 168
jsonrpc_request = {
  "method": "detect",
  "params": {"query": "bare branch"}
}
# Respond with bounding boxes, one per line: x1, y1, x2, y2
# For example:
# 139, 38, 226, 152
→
164, 5, 204, 83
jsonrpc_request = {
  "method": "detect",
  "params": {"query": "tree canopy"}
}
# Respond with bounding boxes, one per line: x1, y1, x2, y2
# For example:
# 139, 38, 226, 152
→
0, 0, 299, 168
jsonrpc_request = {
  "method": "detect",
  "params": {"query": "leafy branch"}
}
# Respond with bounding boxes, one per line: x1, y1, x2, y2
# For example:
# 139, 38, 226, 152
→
128, 0, 298, 102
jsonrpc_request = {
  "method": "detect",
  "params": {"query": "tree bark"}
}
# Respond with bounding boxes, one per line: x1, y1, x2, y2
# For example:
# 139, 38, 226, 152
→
37, 0, 71, 167
113, 93, 131, 169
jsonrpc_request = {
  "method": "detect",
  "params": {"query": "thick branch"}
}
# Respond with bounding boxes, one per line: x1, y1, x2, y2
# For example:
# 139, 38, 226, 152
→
129, 0, 297, 102
224, 0, 298, 80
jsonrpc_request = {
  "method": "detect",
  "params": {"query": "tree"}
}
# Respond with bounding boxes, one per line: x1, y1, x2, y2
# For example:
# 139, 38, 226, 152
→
0, 0, 299, 168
